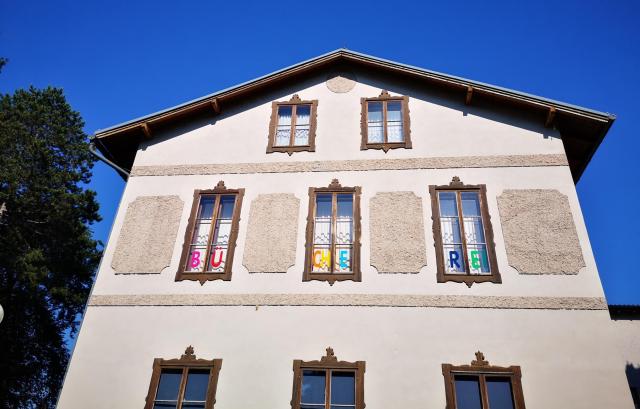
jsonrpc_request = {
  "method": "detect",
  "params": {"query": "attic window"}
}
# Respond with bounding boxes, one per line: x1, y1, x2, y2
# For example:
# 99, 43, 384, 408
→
361, 90, 411, 152
267, 94, 318, 155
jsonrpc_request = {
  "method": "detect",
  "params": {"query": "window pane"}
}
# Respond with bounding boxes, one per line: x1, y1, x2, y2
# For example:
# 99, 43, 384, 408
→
278, 106, 293, 125
334, 246, 351, 273
454, 375, 482, 409
186, 197, 215, 272
276, 105, 293, 146
331, 371, 355, 405
367, 101, 384, 143
316, 194, 332, 218
275, 128, 291, 146
386, 101, 403, 142
154, 404, 177, 409
438, 192, 458, 217
294, 105, 311, 146
336, 194, 353, 218
461, 192, 481, 216
336, 194, 353, 243
313, 194, 332, 273
312, 246, 332, 273
184, 369, 210, 402
181, 404, 205, 409
487, 377, 515, 409
296, 105, 311, 125
207, 196, 235, 273
301, 370, 326, 405
440, 217, 462, 244
197, 197, 215, 219
294, 127, 310, 146
155, 369, 182, 402
444, 244, 466, 274
463, 218, 486, 244
467, 244, 491, 274
218, 196, 236, 219
335, 194, 353, 273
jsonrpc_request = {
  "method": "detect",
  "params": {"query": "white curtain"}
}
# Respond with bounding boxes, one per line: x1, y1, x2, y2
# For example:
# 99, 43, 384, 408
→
367, 102, 384, 143
294, 105, 310, 145
386, 102, 403, 142
275, 106, 292, 146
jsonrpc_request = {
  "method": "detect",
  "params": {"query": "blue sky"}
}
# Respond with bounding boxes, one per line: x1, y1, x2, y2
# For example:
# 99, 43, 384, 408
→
1, 0, 639, 306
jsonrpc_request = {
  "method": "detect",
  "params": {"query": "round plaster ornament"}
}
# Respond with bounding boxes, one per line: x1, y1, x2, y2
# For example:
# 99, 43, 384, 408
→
326, 71, 357, 93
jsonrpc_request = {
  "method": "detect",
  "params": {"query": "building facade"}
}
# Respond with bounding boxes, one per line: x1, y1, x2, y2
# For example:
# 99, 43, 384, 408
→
58, 50, 633, 408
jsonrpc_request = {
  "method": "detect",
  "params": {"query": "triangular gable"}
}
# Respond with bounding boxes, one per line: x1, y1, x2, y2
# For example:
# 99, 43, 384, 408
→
93, 49, 614, 182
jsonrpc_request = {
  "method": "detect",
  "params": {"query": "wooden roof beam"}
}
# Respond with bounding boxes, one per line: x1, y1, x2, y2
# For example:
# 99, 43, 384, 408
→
141, 123, 152, 139
545, 106, 556, 128
465, 86, 474, 105
210, 98, 221, 114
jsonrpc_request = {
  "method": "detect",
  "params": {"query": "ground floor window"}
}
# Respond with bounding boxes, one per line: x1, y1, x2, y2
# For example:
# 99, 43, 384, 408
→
291, 347, 365, 409
442, 351, 526, 409
145, 346, 222, 409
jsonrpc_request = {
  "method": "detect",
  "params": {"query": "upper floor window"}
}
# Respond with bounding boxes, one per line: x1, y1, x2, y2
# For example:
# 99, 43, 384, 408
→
267, 94, 318, 155
442, 351, 526, 409
303, 179, 361, 284
176, 181, 244, 284
429, 177, 500, 287
291, 347, 365, 409
145, 346, 222, 409
361, 90, 411, 152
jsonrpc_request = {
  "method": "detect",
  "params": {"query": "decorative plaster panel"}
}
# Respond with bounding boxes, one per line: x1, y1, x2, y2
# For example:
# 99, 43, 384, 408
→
88, 294, 607, 310
326, 71, 357, 93
497, 189, 585, 274
130, 154, 568, 177
370, 192, 427, 273
111, 196, 183, 274
242, 194, 300, 273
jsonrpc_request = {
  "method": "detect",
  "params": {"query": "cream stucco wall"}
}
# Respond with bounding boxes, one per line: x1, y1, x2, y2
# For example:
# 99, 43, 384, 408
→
58, 306, 634, 409
133, 70, 563, 168
89, 166, 603, 299
58, 71, 627, 409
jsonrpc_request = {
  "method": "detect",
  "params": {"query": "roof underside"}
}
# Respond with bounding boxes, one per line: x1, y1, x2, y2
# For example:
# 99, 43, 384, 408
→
93, 49, 615, 182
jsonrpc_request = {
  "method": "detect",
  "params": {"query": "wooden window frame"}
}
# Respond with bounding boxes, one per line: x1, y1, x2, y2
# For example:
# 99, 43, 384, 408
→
144, 346, 222, 409
303, 179, 362, 285
267, 94, 318, 155
429, 176, 500, 287
360, 90, 411, 152
442, 351, 526, 409
291, 347, 365, 409
176, 181, 244, 284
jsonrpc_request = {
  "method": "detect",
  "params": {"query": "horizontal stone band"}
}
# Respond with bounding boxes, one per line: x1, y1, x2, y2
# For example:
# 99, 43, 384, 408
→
88, 293, 606, 310
130, 154, 568, 177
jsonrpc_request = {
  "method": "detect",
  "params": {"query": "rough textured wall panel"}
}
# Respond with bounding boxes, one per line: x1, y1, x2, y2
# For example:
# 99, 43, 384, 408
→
130, 154, 568, 176
497, 189, 585, 274
111, 196, 183, 274
242, 193, 299, 273
370, 192, 427, 273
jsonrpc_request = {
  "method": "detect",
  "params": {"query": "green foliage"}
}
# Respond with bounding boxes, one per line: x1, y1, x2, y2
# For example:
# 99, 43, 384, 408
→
0, 86, 102, 408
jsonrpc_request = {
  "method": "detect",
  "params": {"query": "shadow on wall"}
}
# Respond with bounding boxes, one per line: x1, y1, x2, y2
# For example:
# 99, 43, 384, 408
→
627, 363, 640, 409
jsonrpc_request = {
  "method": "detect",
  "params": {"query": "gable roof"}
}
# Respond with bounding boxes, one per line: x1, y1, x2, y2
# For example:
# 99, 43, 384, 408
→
93, 48, 615, 182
